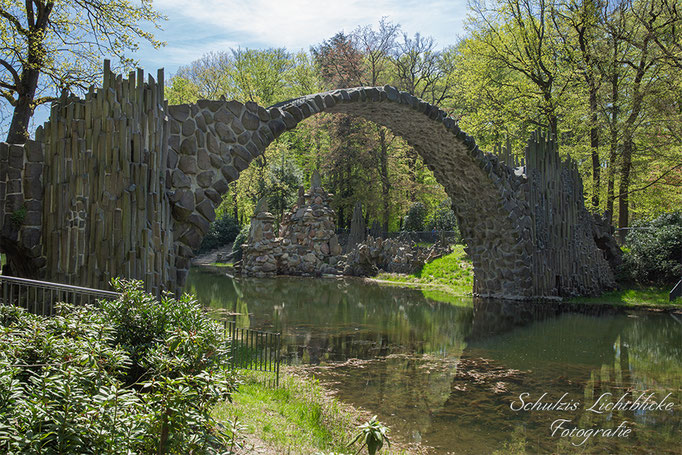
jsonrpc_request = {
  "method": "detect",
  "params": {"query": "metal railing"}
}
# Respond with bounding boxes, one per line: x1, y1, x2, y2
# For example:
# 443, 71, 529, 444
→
0, 275, 120, 315
0, 274, 283, 385
225, 319, 281, 386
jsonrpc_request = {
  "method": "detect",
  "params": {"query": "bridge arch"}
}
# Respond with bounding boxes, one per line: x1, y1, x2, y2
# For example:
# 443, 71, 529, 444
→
4, 65, 613, 299
167, 86, 535, 298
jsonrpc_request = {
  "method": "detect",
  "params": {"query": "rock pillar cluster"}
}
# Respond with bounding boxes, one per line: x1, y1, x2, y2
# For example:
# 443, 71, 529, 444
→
241, 199, 279, 277
241, 172, 343, 277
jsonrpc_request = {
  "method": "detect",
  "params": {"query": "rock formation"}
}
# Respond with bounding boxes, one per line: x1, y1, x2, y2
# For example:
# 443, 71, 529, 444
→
241, 173, 343, 277
346, 201, 366, 252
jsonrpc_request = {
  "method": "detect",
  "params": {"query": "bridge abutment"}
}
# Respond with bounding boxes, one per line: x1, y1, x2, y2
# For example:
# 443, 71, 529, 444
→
0, 63, 616, 298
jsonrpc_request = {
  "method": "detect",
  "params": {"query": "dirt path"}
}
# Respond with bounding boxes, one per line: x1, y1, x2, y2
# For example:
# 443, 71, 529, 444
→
192, 244, 233, 266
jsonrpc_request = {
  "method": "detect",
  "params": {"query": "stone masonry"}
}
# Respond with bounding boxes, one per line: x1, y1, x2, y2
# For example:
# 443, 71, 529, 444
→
241, 173, 343, 277
0, 61, 617, 298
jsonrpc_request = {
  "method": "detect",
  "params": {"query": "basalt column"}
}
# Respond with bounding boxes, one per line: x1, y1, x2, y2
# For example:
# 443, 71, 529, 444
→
36, 61, 174, 294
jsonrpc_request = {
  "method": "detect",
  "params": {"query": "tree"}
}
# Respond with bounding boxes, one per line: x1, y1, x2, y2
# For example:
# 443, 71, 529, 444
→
0, 0, 164, 143
311, 32, 364, 89
467, 0, 567, 137
554, 0, 606, 209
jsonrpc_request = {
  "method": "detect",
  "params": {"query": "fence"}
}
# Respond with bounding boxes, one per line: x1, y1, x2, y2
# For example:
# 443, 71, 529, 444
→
335, 229, 460, 246
224, 319, 281, 386
0, 274, 282, 385
0, 275, 120, 315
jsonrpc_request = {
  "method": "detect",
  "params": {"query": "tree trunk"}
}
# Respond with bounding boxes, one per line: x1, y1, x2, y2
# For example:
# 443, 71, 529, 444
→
589, 87, 600, 209
5, 1, 53, 144
606, 132, 617, 224
618, 134, 633, 229
378, 127, 391, 233
6, 65, 41, 144
606, 58, 619, 225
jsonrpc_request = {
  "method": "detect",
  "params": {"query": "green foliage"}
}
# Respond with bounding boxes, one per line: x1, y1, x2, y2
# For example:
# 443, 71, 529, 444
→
347, 416, 390, 455
9, 206, 26, 225
377, 244, 474, 297
622, 212, 682, 285
426, 198, 459, 233
259, 155, 304, 225
0, 280, 237, 454
568, 286, 674, 308
402, 202, 427, 231
199, 215, 241, 254
232, 224, 251, 262
1, 0, 165, 141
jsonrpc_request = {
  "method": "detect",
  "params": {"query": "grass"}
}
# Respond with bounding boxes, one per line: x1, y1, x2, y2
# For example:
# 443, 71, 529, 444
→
375, 244, 474, 297
213, 368, 419, 455
568, 285, 681, 309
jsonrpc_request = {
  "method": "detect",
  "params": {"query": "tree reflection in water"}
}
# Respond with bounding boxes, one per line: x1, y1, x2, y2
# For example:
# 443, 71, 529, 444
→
186, 268, 682, 454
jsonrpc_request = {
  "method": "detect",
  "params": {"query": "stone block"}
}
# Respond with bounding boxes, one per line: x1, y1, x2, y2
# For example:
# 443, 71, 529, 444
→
215, 108, 235, 124
238, 132, 250, 145
182, 118, 196, 137
197, 148, 210, 170
212, 178, 229, 194
26, 141, 44, 162
20, 227, 41, 249
196, 170, 214, 188
196, 199, 216, 222
204, 187, 222, 204
169, 104, 190, 122
233, 156, 248, 171
196, 113, 207, 132
242, 110, 260, 130
189, 213, 211, 234
207, 133, 219, 155
180, 136, 197, 155
215, 122, 235, 143
171, 169, 191, 188
169, 134, 180, 151
172, 203, 193, 221
227, 100, 244, 117
221, 165, 240, 182
178, 155, 198, 175
231, 118, 245, 135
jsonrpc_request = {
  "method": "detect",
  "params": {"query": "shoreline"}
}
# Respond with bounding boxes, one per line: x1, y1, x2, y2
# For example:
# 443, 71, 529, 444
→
191, 258, 682, 314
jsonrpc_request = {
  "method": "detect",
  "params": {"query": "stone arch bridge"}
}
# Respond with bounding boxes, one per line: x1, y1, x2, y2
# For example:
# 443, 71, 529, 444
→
0, 63, 616, 299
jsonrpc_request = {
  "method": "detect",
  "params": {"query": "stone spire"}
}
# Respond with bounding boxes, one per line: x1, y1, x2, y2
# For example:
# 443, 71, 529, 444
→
347, 201, 366, 252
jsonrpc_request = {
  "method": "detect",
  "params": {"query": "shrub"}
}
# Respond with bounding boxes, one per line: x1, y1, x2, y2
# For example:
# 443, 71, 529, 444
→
0, 280, 237, 454
622, 212, 682, 285
198, 215, 240, 253
232, 224, 251, 261
402, 202, 427, 232
426, 199, 461, 241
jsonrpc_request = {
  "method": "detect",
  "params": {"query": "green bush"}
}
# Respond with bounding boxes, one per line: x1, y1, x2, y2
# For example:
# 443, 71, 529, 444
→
622, 212, 682, 285
0, 280, 237, 454
402, 202, 427, 232
198, 215, 240, 253
426, 199, 461, 241
231, 224, 251, 262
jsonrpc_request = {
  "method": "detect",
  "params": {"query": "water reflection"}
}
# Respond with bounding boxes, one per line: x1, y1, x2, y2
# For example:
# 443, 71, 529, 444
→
187, 267, 682, 454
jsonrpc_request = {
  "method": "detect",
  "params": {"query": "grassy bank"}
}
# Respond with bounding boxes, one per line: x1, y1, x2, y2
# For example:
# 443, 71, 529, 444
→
567, 285, 681, 310
372, 244, 682, 310
374, 244, 474, 297
213, 368, 422, 455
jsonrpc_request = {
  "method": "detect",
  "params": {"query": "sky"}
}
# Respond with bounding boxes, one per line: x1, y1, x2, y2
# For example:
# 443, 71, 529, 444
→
136, 0, 469, 77
6, 0, 470, 134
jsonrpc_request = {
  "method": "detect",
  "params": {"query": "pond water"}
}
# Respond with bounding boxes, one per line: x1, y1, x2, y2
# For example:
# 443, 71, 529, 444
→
187, 267, 682, 454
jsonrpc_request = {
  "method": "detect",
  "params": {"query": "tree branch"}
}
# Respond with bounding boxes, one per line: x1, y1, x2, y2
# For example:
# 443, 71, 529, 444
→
0, 58, 21, 86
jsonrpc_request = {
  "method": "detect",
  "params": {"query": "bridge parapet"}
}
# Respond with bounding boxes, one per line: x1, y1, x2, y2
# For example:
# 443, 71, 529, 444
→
0, 62, 617, 298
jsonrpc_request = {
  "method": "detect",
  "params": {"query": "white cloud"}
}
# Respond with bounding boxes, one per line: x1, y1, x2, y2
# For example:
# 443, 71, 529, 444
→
154, 0, 467, 50
136, 0, 468, 74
